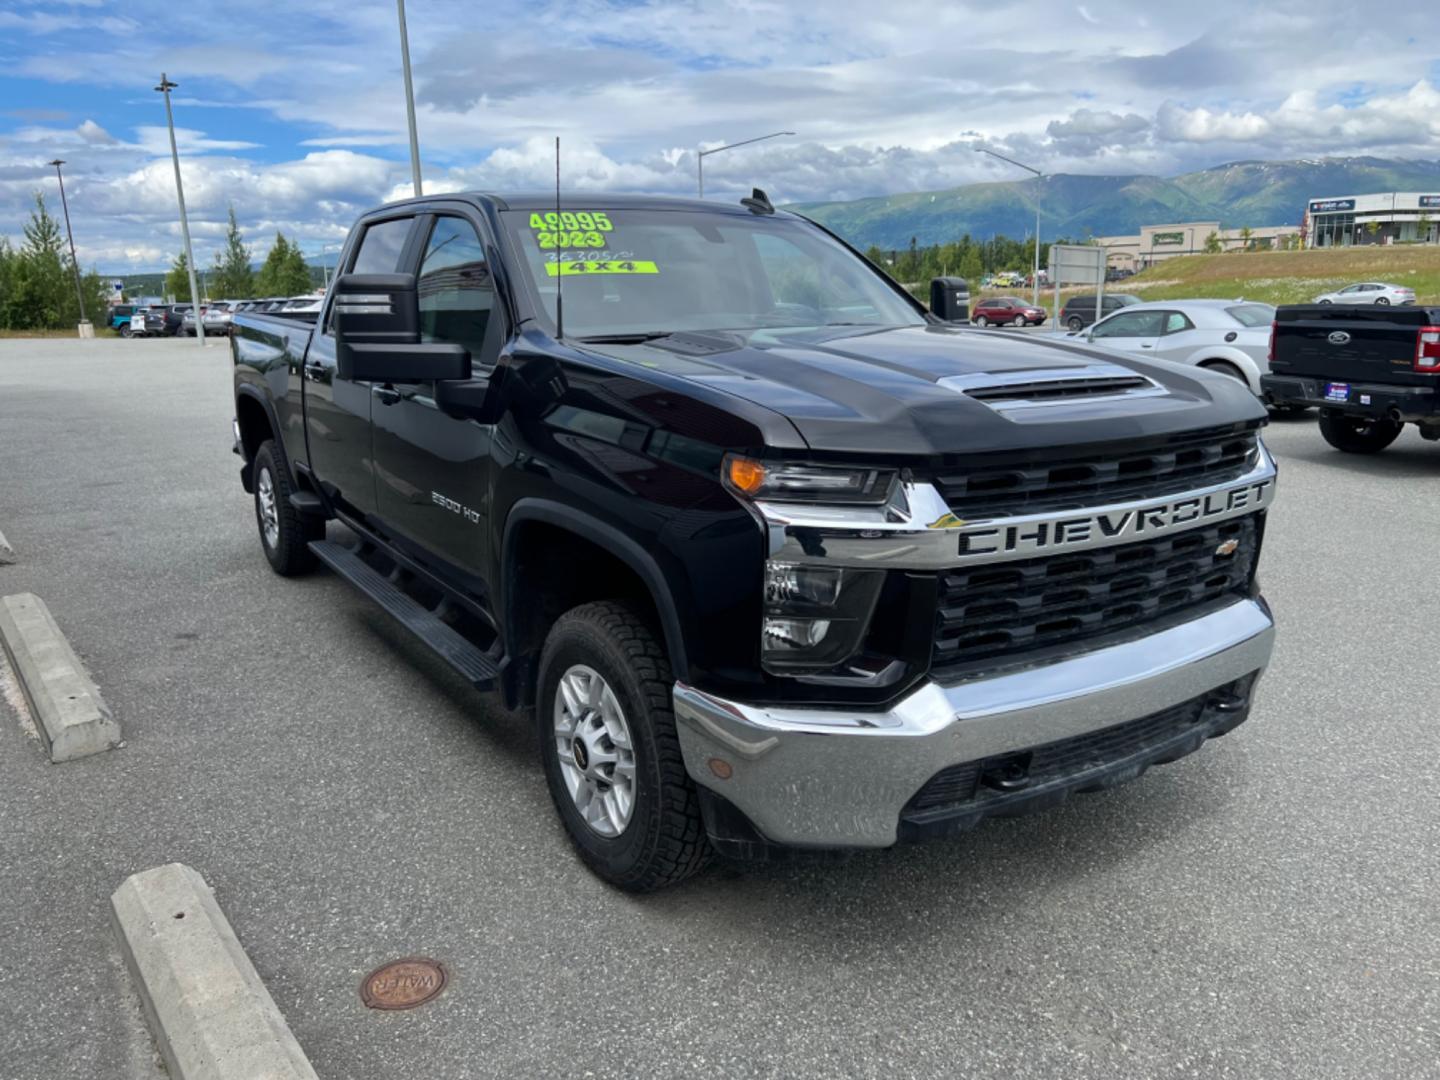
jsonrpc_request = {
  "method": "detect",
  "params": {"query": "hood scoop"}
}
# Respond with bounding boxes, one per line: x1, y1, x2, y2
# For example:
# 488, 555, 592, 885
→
939, 364, 1164, 410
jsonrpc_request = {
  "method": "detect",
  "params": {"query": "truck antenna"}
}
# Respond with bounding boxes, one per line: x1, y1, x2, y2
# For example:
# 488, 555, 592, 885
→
554, 136, 564, 342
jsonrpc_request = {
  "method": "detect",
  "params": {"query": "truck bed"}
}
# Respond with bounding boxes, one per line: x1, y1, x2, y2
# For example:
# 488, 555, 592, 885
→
1270, 303, 1440, 385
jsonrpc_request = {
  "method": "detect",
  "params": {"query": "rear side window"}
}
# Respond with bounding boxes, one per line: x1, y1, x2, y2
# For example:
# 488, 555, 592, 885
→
350, 217, 413, 275
1162, 312, 1193, 334
1226, 304, 1275, 328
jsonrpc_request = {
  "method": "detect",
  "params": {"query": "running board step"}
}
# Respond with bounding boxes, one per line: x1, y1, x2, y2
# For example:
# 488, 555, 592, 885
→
309, 540, 499, 688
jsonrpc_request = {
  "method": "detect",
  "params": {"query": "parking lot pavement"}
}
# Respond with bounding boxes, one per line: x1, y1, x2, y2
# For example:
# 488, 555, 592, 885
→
2, 338, 1438, 1080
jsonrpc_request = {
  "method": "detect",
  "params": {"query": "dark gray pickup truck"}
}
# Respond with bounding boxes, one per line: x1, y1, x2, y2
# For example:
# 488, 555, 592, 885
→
1263, 303, 1440, 452
231, 190, 1278, 889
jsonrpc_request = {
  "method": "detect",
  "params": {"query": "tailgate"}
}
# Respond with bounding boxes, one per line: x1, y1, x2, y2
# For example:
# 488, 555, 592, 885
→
1271, 304, 1439, 386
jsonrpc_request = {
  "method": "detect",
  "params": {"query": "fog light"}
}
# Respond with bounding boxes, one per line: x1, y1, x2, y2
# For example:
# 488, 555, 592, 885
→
765, 563, 843, 607
763, 617, 831, 649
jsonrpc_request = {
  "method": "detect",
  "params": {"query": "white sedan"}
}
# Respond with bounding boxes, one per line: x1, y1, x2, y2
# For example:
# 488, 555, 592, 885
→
1065, 299, 1290, 405
1312, 282, 1415, 305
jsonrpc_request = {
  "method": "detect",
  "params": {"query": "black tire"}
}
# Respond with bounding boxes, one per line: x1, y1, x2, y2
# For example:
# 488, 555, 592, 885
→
1066, 315, 1084, 332
537, 601, 711, 892
119, 323, 132, 338
974, 315, 989, 327
1376, 296, 1391, 305
252, 440, 321, 575
1318, 412, 1402, 454
1202, 360, 1250, 389
1012, 315, 1027, 327
1318, 299, 1333, 305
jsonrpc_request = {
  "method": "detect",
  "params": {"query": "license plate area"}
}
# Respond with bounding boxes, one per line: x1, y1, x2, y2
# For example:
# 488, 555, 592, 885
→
1324, 382, 1350, 403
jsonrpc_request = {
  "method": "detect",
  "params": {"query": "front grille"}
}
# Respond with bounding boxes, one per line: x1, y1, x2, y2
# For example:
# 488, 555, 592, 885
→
963, 375, 1153, 403
932, 516, 1258, 676
933, 424, 1260, 518
903, 694, 1211, 819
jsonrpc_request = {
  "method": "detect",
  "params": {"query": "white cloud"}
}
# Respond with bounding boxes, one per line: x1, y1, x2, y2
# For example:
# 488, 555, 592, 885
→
76, 119, 119, 145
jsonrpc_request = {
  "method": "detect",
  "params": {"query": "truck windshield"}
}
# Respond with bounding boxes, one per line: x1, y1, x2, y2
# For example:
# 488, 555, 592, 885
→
499, 208, 924, 339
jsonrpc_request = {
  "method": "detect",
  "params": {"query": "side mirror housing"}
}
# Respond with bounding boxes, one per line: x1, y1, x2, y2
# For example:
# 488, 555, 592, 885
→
930, 276, 970, 323
334, 273, 471, 382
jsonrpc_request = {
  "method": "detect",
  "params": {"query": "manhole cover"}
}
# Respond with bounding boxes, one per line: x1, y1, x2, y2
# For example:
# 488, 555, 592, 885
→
360, 958, 448, 1011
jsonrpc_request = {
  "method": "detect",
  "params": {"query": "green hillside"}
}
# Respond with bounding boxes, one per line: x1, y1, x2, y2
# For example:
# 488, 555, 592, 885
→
793, 156, 1440, 250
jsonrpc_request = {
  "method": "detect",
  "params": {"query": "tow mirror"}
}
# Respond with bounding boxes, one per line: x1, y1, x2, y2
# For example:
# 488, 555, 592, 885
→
930, 276, 970, 323
334, 273, 471, 382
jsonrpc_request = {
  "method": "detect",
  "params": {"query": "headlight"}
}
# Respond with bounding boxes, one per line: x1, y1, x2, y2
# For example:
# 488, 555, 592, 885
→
723, 455, 896, 505
761, 560, 884, 674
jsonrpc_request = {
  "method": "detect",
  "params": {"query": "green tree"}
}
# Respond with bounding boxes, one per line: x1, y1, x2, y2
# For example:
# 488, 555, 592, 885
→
254, 232, 291, 297
1418, 211, 1432, 244
209, 205, 253, 298
279, 239, 312, 296
957, 245, 983, 285
1203, 231, 1222, 254
165, 250, 193, 302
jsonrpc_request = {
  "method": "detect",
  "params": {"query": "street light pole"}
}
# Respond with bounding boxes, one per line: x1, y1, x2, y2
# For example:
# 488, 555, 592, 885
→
155, 74, 205, 344
975, 147, 1044, 309
47, 159, 90, 335
697, 131, 795, 198
396, 0, 423, 197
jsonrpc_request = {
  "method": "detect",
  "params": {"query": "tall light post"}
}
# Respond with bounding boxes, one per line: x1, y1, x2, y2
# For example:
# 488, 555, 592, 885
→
47, 159, 91, 336
396, 0, 423, 196
154, 74, 205, 343
975, 146, 1043, 309
697, 131, 795, 198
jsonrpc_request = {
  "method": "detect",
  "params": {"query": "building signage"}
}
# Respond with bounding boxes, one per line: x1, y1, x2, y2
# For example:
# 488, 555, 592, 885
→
1308, 199, 1355, 213
1420, 196, 1440, 208
1151, 231, 1186, 246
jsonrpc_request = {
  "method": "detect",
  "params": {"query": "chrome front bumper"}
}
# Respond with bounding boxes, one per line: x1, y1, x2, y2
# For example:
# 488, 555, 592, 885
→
674, 598, 1274, 849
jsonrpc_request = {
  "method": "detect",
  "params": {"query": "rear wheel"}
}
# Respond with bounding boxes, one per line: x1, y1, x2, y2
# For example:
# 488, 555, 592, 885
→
1202, 360, 1250, 390
1318, 412, 1402, 454
1066, 315, 1084, 332
119, 324, 132, 338
974, 315, 989, 327
538, 601, 710, 891
252, 440, 321, 575
1376, 296, 1391, 305
1318, 299, 1333, 305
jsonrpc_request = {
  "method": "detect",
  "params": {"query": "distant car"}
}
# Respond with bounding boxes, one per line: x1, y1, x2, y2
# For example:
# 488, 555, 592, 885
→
160, 303, 193, 336
971, 296, 1047, 327
181, 302, 236, 336
1059, 292, 1142, 332
106, 304, 137, 333
1070, 299, 1294, 407
280, 296, 323, 314
1312, 282, 1416, 306
120, 306, 165, 338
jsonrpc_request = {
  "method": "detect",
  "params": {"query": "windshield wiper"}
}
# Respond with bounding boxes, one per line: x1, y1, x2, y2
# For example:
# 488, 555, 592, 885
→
573, 331, 677, 344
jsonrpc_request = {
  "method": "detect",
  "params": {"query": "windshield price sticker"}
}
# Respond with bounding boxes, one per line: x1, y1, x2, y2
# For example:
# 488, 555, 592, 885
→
545, 260, 658, 277
530, 211, 613, 250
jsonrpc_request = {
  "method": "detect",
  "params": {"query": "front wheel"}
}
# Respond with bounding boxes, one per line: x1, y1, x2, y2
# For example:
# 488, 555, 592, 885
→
1012, 315, 1027, 327
1318, 412, 1402, 454
538, 601, 710, 891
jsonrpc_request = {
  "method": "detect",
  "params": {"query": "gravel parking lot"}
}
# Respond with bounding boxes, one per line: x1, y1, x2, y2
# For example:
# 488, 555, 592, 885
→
1, 337, 1437, 1079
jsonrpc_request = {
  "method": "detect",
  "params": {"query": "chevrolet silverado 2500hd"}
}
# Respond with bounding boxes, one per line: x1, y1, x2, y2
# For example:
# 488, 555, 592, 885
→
1262, 303, 1440, 452
232, 192, 1277, 890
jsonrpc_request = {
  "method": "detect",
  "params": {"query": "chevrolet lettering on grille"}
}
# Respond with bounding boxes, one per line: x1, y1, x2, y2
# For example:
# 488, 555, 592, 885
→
957, 476, 1275, 561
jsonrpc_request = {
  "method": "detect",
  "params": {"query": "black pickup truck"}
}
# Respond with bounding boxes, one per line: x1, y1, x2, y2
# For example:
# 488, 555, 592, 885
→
232, 191, 1277, 890
1263, 303, 1440, 452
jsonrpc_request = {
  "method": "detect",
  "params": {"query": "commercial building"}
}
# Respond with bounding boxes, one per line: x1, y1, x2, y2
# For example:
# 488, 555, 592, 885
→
1304, 192, 1440, 248
1095, 221, 1301, 271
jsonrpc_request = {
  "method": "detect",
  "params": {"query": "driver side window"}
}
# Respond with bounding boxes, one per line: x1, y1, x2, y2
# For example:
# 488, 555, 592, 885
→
417, 216, 503, 369
1093, 311, 1163, 338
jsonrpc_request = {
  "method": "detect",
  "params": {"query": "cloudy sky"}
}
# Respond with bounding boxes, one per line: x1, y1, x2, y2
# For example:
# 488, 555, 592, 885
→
4, 0, 1439, 273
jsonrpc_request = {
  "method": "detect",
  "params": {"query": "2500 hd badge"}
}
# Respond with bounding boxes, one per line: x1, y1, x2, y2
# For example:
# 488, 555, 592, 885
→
957, 475, 1275, 561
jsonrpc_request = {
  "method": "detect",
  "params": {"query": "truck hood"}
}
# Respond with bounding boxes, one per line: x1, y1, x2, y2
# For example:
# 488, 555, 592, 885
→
584, 324, 1266, 456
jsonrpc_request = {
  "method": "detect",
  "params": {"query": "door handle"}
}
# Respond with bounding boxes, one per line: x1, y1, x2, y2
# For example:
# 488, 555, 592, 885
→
373, 386, 402, 406
1140, 343, 1153, 348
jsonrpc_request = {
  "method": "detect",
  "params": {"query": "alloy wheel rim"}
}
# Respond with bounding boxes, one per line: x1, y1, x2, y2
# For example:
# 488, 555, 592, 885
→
256, 467, 280, 549
553, 664, 636, 838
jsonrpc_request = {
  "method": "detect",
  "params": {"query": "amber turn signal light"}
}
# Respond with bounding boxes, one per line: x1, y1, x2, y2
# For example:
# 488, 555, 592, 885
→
726, 456, 767, 495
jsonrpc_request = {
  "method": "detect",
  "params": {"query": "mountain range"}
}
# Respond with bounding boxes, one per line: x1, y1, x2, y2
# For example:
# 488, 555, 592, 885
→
790, 156, 1440, 250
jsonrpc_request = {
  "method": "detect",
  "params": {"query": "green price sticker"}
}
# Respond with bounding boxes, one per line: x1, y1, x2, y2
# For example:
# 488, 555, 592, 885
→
545, 260, 659, 277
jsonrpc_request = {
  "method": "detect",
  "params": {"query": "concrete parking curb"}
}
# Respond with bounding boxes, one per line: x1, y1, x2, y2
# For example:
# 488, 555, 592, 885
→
0, 592, 119, 762
0, 526, 14, 564
112, 863, 320, 1080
